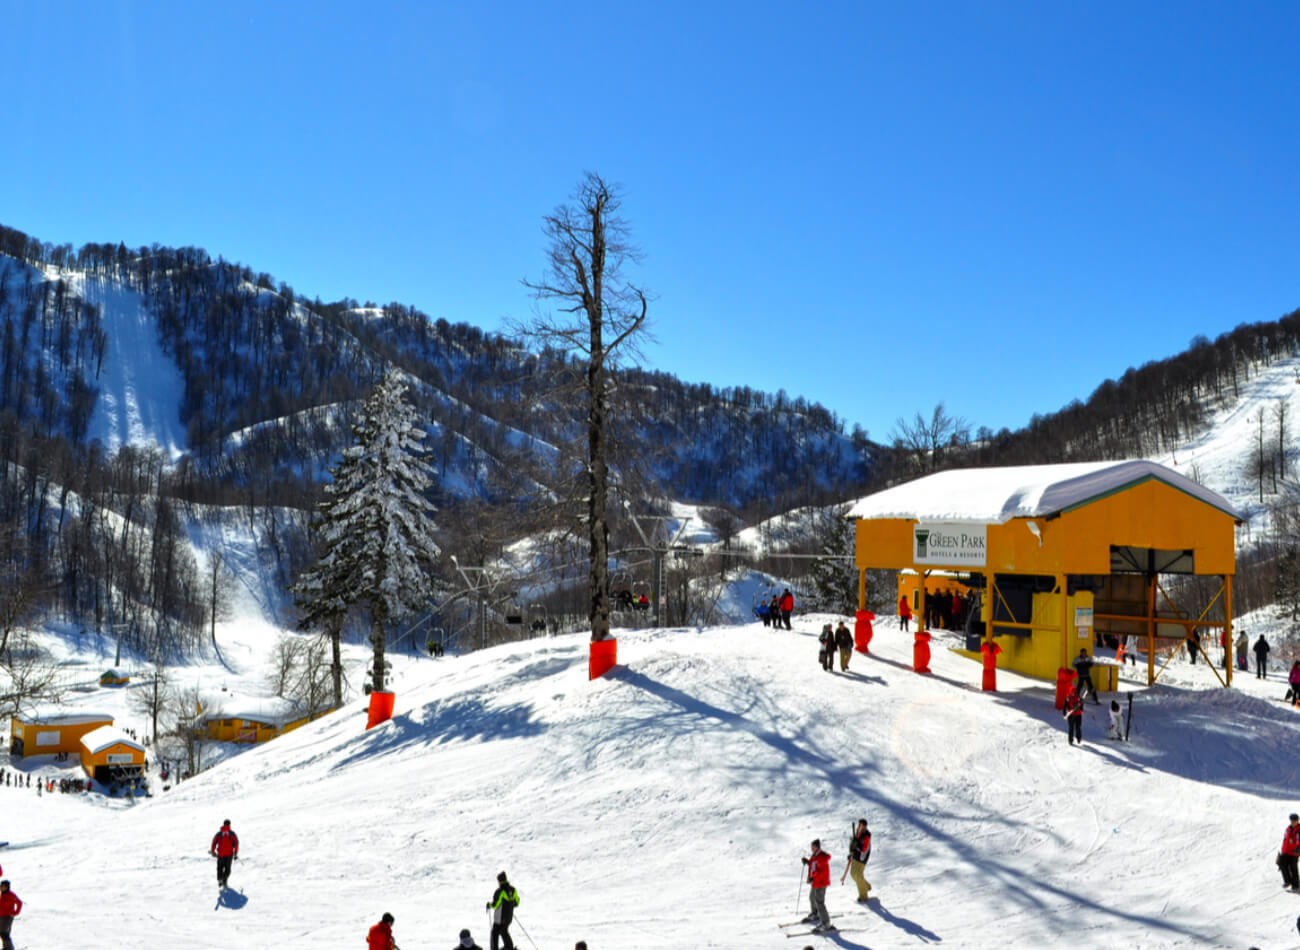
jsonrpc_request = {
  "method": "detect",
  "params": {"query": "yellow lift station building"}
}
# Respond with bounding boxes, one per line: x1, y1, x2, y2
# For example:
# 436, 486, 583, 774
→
848, 460, 1242, 688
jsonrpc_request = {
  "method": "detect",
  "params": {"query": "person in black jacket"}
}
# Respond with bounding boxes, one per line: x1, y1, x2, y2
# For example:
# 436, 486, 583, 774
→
486, 871, 520, 950
834, 621, 854, 672
455, 928, 483, 950
1254, 634, 1271, 679
1072, 649, 1097, 703
840, 818, 872, 902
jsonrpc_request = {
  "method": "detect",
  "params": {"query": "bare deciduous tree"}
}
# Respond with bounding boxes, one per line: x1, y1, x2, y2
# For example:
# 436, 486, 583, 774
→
518, 172, 650, 642
891, 403, 970, 475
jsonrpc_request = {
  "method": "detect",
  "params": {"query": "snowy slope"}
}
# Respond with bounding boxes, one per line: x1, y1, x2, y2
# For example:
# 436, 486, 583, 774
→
3, 614, 1299, 950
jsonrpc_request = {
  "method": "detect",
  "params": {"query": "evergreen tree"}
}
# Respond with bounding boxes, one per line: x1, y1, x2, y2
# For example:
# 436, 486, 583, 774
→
806, 504, 857, 615
296, 370, 441, 693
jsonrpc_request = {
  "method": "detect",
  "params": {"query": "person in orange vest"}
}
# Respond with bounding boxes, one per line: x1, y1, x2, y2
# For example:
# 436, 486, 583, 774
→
210, 819, 240, 889
1063, 686, 1085, 746
799, 839, 836, 933
0, 879, 21, 950
368, 912, 396, 950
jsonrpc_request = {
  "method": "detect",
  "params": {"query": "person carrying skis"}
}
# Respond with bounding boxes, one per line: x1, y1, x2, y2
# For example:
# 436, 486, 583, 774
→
840, 817, 872, 902
368, 912, 396, 950
210, 818, 239, 888
486, 870, 520, 950
1063, 686, 1084, 746
0, 880, 20, 950
1279, 813, 1300, 891
800, 839, 835, 933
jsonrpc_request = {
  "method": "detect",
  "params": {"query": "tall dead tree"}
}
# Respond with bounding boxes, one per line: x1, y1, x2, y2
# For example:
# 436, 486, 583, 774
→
520, 173, 649, 641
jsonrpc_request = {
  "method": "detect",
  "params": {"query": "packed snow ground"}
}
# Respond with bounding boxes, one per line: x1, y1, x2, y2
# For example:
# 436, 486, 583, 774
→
3, 611, 1299, 950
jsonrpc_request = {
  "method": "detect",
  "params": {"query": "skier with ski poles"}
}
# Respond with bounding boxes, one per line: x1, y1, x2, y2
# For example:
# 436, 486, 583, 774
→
799, 839, 836, 934
486, 870, 520, 950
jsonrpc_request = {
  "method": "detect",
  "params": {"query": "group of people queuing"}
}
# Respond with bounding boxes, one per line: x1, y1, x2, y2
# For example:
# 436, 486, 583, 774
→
817, 621, 854, 672
755, 588, 795, 630
920, 588, 974, 632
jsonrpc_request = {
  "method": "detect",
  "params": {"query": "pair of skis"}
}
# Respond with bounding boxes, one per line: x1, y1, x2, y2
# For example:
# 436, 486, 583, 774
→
778, 912, 867, 938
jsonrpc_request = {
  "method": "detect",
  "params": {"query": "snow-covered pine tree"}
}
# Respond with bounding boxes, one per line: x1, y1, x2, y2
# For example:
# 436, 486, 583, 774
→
297, 370, 441, 693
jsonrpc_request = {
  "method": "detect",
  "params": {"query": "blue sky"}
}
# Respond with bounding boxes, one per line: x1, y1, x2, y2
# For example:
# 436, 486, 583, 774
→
3, 2, 1299, 443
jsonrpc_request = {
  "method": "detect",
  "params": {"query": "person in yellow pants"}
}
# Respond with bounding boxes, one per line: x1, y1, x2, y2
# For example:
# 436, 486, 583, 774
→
840, 818, 872, 903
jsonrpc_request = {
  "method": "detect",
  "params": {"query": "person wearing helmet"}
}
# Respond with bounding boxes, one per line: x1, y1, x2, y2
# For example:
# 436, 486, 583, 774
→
455, 927, 483, 950
210, 819, 240, 889
486, 871, 520, 950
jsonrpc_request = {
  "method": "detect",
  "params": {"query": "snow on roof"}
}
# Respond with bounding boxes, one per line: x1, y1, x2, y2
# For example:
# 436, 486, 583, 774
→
846, 460, 1242, 524
80, 725, 144, 755
17, 708, 114, 725
203, 695, 302, 726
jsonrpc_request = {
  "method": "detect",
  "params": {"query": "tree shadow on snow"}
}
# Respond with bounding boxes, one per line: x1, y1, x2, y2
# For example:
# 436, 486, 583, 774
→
611, 664, 1220, 946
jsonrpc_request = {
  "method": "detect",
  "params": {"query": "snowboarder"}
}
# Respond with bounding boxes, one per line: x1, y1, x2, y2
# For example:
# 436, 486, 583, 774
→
368, 912, 396, 950
456, 927, 484, 950
1063, 686, 1084, 746
210, 818, 239, 888
1253, 634, 1270, 679
486, 870, 520, 950
0, 880, 20, 950
840, 817, 872, 902
1107, 700, 1124, 740
1279, 813, 1300, 891
834, 621, 853, 672
799, 839, 835, 933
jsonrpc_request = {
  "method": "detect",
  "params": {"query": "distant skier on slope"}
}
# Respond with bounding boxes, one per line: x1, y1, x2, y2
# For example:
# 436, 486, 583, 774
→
1063, 686, 1085, 746
368, 912, 396, 950
486, 870, 520, 950
840, 817, 872, 902
1278, 813, 1300, 891
210, 818, 239, 888
799, 839, 836, 934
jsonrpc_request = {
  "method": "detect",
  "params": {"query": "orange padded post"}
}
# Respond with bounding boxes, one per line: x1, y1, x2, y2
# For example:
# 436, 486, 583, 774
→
366, 690, 395, 729
589, 638, 618, 680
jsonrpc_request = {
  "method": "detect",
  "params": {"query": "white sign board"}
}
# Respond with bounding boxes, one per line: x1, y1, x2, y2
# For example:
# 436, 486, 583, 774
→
913, 523, 988, 567
106, 753, 135, 764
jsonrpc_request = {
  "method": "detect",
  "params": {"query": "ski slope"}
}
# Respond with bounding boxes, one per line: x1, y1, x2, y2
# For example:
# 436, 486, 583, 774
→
3, 612, 1299, 949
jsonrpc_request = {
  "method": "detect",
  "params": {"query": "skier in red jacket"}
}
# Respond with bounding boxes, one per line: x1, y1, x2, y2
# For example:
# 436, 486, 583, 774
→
1063, 687, 1085, 746
799, 839, 836, 933
210, 819, 240, 889
368, 912, 396, 949
1279, 813, 1300, 891
0, 879, 22, 950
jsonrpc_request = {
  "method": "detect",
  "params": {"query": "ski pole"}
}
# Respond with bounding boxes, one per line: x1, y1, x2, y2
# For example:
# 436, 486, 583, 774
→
513, 915, 539, 950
